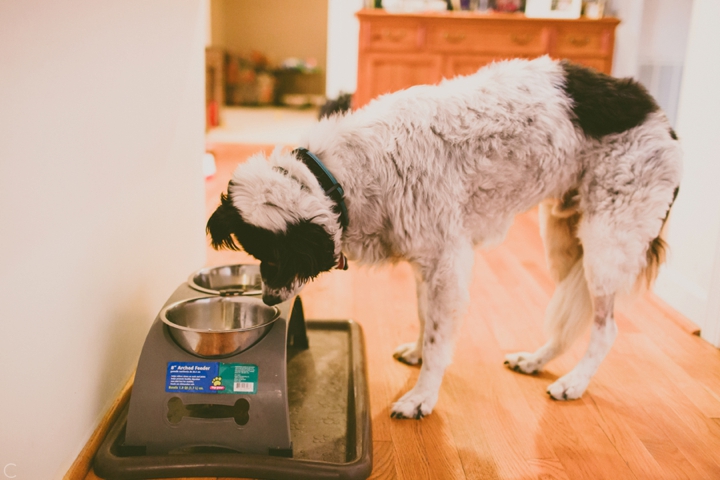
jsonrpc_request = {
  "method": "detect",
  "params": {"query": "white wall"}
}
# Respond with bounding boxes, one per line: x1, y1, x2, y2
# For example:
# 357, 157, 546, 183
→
0, 2, 207, 478
607, 0, 646, 78
638, 0, 693, 63
326, 0, 363, 98
636, 0, 693, 126
654, 0, 720, 344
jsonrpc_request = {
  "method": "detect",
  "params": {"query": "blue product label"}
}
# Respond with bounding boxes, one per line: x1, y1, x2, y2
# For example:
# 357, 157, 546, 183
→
165, 361, 258, 394
165, 361, 218, 393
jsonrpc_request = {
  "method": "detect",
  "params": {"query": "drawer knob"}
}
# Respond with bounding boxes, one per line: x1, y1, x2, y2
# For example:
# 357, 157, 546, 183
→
443, 32, 467, 43
510, 33, 532, 45
568, 36, 591, 47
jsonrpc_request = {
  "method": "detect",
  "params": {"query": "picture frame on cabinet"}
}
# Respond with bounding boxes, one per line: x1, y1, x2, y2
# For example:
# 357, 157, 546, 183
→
525, 0, 582, 19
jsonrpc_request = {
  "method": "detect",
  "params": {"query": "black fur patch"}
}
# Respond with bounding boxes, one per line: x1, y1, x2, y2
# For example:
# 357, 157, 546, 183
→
669, 128, 678, 140
318, 93, 352, 120
206, 193, 245, 251
560, 61, 659, 139
260, 221, 336, 289
206, 193, 336, 290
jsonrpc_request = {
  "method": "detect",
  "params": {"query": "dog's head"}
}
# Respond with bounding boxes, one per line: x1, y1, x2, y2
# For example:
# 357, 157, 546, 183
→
206, 149, 343, 305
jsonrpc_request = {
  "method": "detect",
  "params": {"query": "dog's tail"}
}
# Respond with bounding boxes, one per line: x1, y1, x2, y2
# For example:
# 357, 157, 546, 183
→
539, 193, 594, 353
318, 92, 353, 120
638, 186, 680, 289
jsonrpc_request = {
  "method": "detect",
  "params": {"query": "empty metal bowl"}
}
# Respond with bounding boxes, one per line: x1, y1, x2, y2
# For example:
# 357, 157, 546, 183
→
188, 264, 262, 296
161, 296, 280, 358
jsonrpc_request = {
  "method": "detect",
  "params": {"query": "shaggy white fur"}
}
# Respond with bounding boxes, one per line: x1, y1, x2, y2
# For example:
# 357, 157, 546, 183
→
221, 56, 683, 417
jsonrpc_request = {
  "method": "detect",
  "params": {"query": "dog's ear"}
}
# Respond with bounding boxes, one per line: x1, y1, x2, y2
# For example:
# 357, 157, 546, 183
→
206, 193, 243, 251
281, 221, 336, 280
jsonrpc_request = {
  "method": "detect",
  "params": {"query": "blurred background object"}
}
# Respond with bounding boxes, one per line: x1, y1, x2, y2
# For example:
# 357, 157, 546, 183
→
225, 51, 276, 106
583, 0, 606, 18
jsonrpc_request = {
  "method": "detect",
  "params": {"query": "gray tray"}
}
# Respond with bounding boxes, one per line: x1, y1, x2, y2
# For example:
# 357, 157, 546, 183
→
94, 319, 372, 480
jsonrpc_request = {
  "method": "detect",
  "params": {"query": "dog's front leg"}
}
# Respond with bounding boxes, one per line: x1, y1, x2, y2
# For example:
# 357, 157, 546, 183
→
391, 242, 474, 419
393, 264, 426, 365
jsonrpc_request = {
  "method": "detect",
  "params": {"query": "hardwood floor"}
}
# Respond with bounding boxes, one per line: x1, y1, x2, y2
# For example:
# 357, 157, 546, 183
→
87, 143, 720, 480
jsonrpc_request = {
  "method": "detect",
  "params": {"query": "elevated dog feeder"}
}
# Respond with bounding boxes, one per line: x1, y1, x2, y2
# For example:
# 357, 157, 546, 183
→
94, 264, 372, 480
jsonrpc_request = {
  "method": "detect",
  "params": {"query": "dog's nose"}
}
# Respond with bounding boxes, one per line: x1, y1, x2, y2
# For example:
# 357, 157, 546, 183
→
262, 293, 282, 306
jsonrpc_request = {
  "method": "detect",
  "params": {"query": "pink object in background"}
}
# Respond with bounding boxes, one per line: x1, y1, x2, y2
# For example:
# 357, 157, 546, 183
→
207, 100, 219, 128
495, 0, 521, 12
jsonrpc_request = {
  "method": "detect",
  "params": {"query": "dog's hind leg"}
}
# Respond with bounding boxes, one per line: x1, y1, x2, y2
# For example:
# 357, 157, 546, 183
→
393, 264, 426, 365
391, 241, 474, 419
543, 112, 683, 398
545, 198, 670, 400
505, 258, 593, 374
505, 197, 593, 374
546, 293, 616, 400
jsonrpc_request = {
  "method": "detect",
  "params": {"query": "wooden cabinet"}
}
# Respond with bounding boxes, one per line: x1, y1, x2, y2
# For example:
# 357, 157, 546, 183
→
355, 10, 619, 108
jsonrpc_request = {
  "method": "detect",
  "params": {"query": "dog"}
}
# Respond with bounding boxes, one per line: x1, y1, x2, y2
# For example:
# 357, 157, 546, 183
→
207, 56, 682, 419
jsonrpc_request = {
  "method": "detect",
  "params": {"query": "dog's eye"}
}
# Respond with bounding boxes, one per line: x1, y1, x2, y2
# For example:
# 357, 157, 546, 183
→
260, 261, 279, 279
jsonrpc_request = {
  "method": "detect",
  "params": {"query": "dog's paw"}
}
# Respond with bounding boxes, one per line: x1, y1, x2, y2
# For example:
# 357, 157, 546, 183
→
546, 371, 590, 400
390, 387, 438, 419
504, 352, 542, 375
393, 342, 422, 366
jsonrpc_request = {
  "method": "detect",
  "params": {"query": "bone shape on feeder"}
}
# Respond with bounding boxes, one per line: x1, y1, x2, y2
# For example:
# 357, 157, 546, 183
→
166, 397, 250, 425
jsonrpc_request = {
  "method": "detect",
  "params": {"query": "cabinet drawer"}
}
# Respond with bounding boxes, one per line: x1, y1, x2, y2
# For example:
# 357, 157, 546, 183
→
555, 26, 611, 57
365, 53, 442, 91
444, 55, 504, 78
428, 24, 548, 55
563, 57, 611, 75
363, 21, 423, 52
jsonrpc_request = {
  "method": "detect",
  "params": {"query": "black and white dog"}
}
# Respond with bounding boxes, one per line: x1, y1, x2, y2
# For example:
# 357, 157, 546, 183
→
207, 57, 682, 419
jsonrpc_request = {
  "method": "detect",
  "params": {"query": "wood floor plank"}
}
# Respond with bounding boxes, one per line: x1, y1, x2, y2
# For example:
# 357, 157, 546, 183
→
581, 390, 666, 479
367, 441, 398, 480
502, 333, 636, 480
415, 411, 467, 480
637, 394, 720, 478
605, 334, 720, 478
390, 419, 432, 480
443, 380, 503, 480
618, 296, 720, 415
629, 331, 720, 418
629, 405, 701, 480
574, 311, 719, 478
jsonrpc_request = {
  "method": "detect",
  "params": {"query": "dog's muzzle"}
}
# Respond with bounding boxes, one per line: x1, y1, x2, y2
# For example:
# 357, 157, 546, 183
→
262, 293, 283, 306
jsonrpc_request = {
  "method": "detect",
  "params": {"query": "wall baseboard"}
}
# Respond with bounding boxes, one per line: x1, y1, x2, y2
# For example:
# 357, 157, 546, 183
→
654, 266, 705, 331
63, 372, 135, 480
645, 291, 701, 336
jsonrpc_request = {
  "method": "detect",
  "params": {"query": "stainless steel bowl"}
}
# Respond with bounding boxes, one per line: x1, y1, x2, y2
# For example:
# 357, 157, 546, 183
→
188, 264, 262, 296
161, 296, 280, 358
